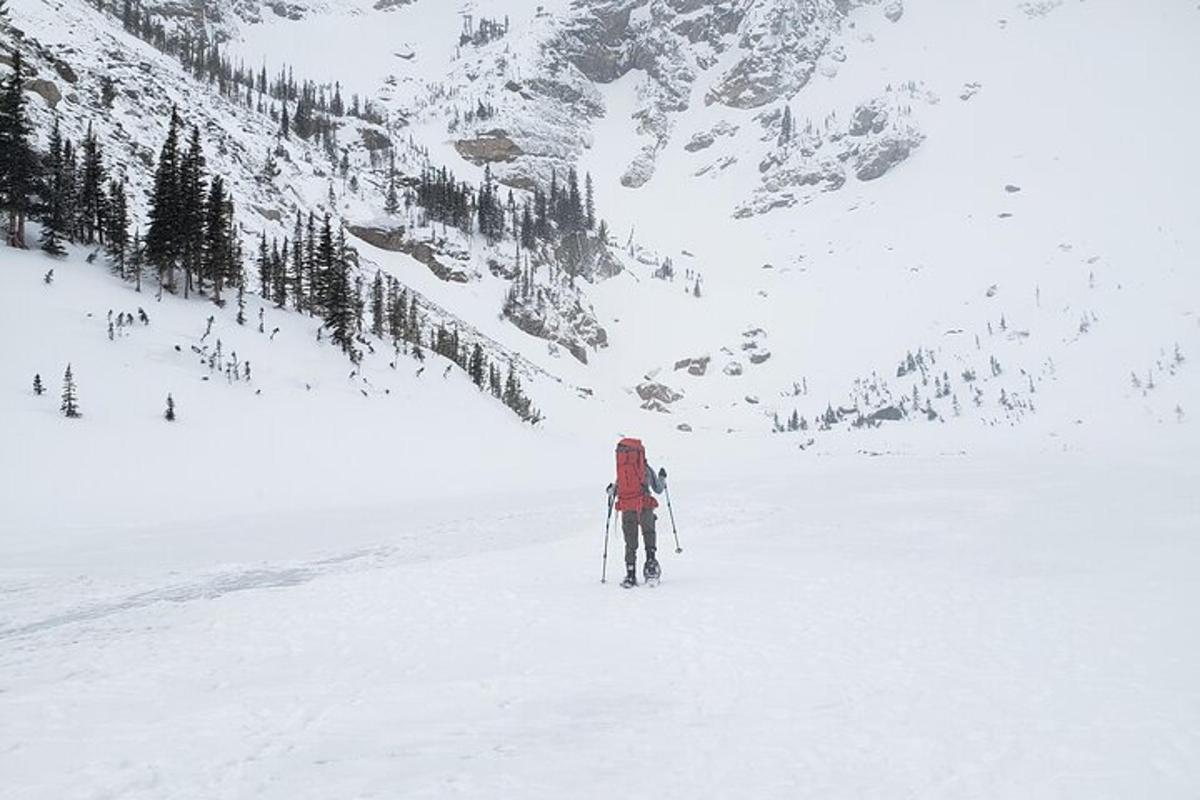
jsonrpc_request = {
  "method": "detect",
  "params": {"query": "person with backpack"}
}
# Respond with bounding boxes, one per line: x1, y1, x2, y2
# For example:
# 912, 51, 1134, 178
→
608, 438, 668, 587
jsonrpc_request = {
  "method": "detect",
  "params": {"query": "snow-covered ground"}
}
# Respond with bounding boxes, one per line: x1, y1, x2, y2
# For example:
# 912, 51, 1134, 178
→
3, 440, 1198, 798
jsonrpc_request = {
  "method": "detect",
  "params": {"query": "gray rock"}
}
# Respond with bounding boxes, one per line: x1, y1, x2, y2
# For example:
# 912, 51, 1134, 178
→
674, 355, 711, 376
346, 226, 472, 284
884, 1, 904, 22
455, 131, 525, 164
723, 361, 745, 377
24, 79, 61, 109
749, 351, 772, 365
684, 130, 716, 153
867, 405, 903, 423
849, 100, 888, 136
636, 381, 684, 404
853, 132, 922, 181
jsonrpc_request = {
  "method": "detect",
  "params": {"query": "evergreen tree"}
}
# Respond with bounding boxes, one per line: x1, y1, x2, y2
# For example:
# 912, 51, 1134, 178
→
0, 50, 38, 248
164, 393, 176, 421
33, 373, 44, 395
129, 230, 144, 292
585, 172, 595, 230
370, 270, 385, 338
105, 179, 130, 275
384, 149, 399, 215
291, 211, 305, 311
60, 364, 80, 418
78, 123, 108, 244
778, 105, 793, 146
323, 218, 354, 352
40, 118, 69, 256
177, 125, 207, 297
202, 175, 232, 303
469, 343, 485, 388
261, 147, 280, 183
145, 107, 183, 291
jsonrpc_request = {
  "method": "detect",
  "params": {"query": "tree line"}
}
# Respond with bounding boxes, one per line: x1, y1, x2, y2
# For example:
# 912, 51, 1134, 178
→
1, 49, 541, 424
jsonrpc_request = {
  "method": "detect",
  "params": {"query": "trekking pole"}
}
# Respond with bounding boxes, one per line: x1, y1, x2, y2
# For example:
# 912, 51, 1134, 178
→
601, 485, 615, 583
664, 484, 682, 553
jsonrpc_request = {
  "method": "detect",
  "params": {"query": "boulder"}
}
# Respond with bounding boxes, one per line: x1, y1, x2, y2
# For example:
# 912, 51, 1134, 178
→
25, 79, 61, 109
853, 132, 922, 181
723, 361, 744, 377
884, 1, 904, 22
636, 381, 684, 405
749, 351, 772, 365
454, 131, 524, 164
684, 130, 716, 153
867, 405, 903, 423
673, 355, 711, 376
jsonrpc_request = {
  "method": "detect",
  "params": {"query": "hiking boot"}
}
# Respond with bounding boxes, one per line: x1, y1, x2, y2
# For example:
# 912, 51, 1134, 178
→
620, 568, 638, 588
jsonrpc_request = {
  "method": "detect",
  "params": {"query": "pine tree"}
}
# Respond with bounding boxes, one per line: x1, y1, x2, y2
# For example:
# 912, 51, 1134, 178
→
261, 147, 280, 183
178, 125, 207, 297
105, 179, 130, 276
0, 50, 38, 248
324, 219, 354, 353
202, 175, 232, 304
384, 149, 399, 215
79, 123, 108, 244
778, 105, 793, 146
256, 232, 270, 297
40, 118, 69, 256
164, 393, 176, 421
60, 364, 80, 418
32, 373, 44, 395
469, 343, 485, 388
145, 107, 182, 292
584, 172, 595, 230
370, 270, 385, 338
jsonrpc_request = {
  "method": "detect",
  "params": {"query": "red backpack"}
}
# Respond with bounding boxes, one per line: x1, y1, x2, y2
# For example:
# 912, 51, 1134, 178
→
615, 438, 655, 511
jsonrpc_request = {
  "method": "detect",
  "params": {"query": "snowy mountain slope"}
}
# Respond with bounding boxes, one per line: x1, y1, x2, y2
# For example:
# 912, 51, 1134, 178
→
215, 0, 1200, 439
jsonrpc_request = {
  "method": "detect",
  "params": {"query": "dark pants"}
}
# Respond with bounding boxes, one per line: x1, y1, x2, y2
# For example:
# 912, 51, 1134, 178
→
621, 508, 657, 568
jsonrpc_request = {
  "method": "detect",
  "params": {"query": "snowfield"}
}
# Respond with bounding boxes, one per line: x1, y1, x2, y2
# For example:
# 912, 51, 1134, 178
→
3, 441, 1198, 798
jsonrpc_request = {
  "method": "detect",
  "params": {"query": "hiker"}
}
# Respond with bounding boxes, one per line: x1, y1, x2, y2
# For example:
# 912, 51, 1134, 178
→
608, 438, 667, 587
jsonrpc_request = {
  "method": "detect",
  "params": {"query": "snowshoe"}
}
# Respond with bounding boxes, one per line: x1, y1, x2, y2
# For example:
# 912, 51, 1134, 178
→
644, 558, 661, 586
620, 570, 638, 589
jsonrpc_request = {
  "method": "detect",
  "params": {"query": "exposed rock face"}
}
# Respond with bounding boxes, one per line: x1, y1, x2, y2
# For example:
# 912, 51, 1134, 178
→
346, 226, 472, 284
736, 85, 927, 217
25, 79, 61, 108
852, 134, 920, 181
454, 131, 525, 164
503, 281, 608, 365
707, 0, 839, 110
684, 121, 739, 153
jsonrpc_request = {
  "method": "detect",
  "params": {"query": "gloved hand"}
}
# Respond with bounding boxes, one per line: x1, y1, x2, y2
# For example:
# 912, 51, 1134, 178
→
606, 482, 615, 498
658, 467, 667, 482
